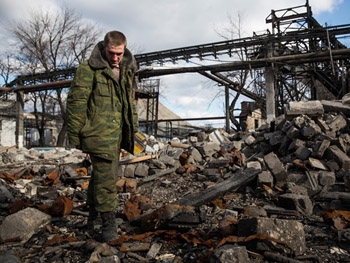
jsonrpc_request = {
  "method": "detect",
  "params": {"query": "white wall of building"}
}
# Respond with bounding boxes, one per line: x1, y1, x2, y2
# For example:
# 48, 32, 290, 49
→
0, 119, 16, 147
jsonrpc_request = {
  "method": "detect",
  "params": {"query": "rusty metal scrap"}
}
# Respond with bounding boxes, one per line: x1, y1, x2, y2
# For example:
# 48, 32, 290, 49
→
50, 196, 74, 217
8, 196, 73, 217
43, 170, 60, 186
124, 194, 153, 221
229, 147, 243, 166
179, 151, 190, 166
322, 209, 350, 229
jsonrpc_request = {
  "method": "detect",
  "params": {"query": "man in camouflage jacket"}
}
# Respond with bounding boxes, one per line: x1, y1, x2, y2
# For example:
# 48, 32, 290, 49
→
67, 31, 138, 242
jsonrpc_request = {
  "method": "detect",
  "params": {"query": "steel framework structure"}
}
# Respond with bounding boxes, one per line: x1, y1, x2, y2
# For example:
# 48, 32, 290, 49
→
3, 1, 350, 140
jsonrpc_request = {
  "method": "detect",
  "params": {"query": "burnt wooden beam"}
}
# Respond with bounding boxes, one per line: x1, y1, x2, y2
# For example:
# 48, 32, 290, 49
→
173, 167, 260, 207
129, 167, 260, 230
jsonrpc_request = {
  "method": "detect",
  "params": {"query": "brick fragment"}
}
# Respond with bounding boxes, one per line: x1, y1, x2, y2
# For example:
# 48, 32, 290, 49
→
237, 217, 306, 255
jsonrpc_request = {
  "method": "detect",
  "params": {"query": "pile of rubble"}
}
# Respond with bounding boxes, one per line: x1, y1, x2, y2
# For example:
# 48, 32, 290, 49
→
0, 99, 350, 262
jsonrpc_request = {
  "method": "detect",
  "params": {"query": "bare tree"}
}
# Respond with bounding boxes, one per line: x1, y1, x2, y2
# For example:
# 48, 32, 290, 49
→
0, 53, 18, 100
0, 54, 13, 85
8, 5, 101, 147
214, 12, 261, 131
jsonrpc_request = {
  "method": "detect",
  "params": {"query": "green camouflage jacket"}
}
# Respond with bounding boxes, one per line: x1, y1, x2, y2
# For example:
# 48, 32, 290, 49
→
67, 41, 139, 160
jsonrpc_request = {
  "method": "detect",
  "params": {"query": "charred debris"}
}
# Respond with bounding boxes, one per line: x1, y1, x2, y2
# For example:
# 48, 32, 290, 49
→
0, 99, 350, 262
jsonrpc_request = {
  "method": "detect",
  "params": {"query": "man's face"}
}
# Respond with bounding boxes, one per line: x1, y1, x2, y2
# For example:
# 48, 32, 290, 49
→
104, 43, 125, 67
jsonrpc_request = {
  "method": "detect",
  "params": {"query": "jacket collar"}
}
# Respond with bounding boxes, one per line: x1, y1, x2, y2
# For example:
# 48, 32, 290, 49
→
88, 41, 137, 71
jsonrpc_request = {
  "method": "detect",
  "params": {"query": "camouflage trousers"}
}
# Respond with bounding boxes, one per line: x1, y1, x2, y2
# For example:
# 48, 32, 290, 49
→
86, 154, 120, 212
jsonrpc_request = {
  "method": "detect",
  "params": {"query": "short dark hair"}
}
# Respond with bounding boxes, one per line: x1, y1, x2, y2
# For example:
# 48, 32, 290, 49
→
104, 31, 127, 47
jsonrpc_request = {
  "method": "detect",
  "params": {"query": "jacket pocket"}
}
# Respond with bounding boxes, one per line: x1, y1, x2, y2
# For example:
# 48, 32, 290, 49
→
93, 77, 111, 107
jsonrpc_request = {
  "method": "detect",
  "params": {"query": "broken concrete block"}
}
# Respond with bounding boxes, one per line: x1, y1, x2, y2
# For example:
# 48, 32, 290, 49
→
286, 100, 324, 116
315, 117, 330, 133
195, 141, 221, 158
321, 100, 350, 117
287, 138, 305, 152
209, 130, 225, 145
134, 163, 149, 178
244, 134, 256, 146
286, 124, 300, 139
295, 145, 311, 160
243, 205, 267, 217
237, 217, 306, 255
0, 207, 51, 243
247, 161, 262, 171
300, 120, 322, 139
158, 155, 180, 168
232, 140, 243, 151
284, 182, 309, 196
189, 147, 203, 163
326, 159, 340, 172
313, 139, 331, 158
325, 145, 350, 170
212, 245, 250, 263
0, 184, 14, 202
257, 170, 274, 187
268, 130, 285, 147
263, 152, 287, 185
64, 166, 79, 177
279, 119, 291, 133
207, 159, 230, 169
150, 159, 167, 170
146, 242, 162, 259
292, 115, 306, 129
240, 144, 264, 161
37, 186, 59, 199
278, 193, 313, 216
337, 133, 350, 154
325, 129, 337, 139
275, 115, 287, 130
124, 164, 136, 178
286, 172, 307, 185
277, 136, 290, 156
318, 171, 336, 186
196, 131, 208, 142
328, 113, 347, 132
308, 157, 328, 170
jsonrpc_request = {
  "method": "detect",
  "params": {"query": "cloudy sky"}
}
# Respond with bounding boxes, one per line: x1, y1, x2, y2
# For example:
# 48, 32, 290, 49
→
0, 0, 348, 127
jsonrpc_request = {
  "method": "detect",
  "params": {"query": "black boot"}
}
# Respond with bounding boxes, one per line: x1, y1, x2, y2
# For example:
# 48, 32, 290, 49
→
87, 206, 99, 234
101, 211, 119, 242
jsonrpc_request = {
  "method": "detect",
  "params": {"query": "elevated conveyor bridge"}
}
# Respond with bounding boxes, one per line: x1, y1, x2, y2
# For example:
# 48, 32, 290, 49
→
3, 1, 350, 138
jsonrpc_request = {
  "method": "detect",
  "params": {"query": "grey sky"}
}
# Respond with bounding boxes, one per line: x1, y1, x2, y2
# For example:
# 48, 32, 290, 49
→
0, 0, 346, 127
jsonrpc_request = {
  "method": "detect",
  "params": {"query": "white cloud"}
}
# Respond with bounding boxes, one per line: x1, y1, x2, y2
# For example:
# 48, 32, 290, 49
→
309, 0, 343, 14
